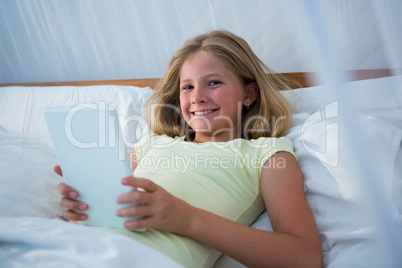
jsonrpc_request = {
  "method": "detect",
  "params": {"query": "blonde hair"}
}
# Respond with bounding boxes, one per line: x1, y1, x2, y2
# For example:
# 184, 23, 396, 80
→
146, 30, 292, 140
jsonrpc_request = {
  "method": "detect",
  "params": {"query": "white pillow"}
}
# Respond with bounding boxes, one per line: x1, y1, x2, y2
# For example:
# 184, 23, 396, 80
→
283, 75, 402, 266
0, 128, 64, 218
282, 75, 402, 122
0, 85, 154, 143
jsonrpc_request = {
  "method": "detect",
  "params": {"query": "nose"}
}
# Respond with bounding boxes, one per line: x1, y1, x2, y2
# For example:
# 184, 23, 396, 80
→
191, 86, 208, 104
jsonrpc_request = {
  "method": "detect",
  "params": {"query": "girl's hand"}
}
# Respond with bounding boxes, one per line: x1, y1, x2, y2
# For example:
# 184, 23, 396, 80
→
54, 165, 88, 222
116, 176, 197, 235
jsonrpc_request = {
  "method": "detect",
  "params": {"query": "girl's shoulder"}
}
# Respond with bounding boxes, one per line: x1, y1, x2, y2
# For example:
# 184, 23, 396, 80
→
246, 136, 293, 148
242, 136, 296, 160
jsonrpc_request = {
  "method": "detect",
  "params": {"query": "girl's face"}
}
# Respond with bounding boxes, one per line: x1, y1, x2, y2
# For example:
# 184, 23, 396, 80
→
179, 52, 250, 143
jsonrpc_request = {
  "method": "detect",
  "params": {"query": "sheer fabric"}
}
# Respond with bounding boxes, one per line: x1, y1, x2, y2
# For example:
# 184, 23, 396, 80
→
1, 0, 401, 265
0, 0, 400, 83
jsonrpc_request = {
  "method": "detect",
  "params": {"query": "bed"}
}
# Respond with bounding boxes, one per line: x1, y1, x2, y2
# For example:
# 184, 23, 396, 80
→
0, 70, 401, 267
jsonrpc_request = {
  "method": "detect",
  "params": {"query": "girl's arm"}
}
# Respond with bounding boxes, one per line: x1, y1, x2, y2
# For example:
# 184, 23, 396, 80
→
185, 151, 322, 267
117, 151, 322, 267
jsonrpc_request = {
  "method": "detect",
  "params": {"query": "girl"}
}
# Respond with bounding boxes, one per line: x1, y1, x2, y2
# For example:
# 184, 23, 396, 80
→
56, 30, 322, 267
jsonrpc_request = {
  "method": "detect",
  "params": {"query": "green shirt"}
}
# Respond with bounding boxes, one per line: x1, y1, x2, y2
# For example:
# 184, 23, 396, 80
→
116, 133, 295, 267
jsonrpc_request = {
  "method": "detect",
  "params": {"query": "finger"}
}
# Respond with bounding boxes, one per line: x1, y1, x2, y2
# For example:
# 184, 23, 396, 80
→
116, 204, 151, 218
54, 165, 63, 176
121, 177, 158, 192
60, 197, 88, 211
116, 190, 152, 205
63, 209, 88, 221
57, 182, 79, 199
123, 217, 152, 230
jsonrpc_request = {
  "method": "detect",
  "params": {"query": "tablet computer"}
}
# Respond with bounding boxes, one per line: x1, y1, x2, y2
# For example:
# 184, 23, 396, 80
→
45, 103, 145, 231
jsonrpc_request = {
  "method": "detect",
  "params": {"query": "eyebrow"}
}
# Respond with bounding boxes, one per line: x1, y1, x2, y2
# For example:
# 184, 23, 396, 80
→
180, 73, 224, 84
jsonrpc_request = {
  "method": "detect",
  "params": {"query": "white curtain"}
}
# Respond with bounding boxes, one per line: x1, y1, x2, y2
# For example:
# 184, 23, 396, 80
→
0, 0, 400, 83
292, 1, 402, 266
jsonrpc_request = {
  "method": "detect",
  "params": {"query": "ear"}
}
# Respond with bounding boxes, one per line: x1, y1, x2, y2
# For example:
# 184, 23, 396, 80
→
243, 82, 258, 107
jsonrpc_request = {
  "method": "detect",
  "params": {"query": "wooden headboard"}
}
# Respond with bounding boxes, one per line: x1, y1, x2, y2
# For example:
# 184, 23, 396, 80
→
0, 69, 392, 89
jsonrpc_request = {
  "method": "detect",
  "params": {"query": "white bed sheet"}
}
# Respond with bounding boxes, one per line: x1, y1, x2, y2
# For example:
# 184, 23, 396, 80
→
0, 217, 182, 268
0, 76, 401, 267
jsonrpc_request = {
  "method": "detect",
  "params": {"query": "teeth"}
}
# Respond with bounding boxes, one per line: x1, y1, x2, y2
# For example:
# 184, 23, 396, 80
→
194, 109, 214, 115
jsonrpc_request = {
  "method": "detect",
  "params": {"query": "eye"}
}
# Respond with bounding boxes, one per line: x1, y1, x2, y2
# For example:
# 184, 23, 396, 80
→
208, 80, 221, 86
181, 85, 193, 90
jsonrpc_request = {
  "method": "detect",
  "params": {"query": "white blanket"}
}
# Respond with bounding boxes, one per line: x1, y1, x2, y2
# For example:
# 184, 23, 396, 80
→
0, 217, 182, 268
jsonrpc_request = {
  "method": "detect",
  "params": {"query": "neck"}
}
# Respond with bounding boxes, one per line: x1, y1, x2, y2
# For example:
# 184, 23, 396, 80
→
193, 129, 240, 143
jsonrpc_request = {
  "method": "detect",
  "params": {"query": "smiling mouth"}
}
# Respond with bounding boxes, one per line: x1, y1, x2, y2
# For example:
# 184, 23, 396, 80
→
192, 109, 218, 116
